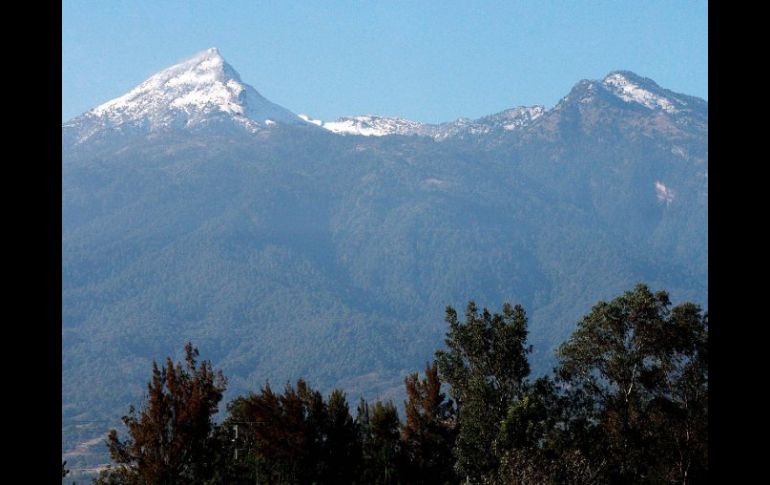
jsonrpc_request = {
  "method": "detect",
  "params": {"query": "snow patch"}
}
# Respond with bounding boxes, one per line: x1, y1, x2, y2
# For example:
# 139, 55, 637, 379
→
499, 106, 545, 130
604, 73, 677, 113
298, 114, 323, 126
322, 115, 424, 137
316, 106, 544, 139
671, 146, 688, 159
655, 181, 675, 204
421, 178, 449, 189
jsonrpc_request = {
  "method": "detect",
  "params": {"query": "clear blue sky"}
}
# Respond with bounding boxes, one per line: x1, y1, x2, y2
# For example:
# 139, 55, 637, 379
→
62, 0, 707, 123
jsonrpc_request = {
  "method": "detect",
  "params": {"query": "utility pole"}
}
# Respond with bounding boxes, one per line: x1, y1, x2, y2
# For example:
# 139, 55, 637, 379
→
232, 424, 239, 461
229, 420, 266, 484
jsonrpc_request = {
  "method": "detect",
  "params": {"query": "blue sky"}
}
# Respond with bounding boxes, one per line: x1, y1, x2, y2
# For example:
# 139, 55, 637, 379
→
62, 0, 707, 123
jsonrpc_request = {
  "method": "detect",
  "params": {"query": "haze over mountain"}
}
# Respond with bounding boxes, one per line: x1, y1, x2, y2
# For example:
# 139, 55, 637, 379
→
62, 49, 707, 470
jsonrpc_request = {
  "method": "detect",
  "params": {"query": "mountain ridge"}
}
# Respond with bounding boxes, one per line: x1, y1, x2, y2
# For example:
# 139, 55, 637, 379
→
63, 48, 706, 145
61, 49, 707, 473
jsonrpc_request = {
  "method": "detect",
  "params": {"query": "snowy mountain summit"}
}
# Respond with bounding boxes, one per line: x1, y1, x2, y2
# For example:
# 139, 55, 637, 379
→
601, 71, 683, 112
550, 70, 707, 131
63, 49, 706, 148
303, 106, 546, 139
63, 48, 305, 143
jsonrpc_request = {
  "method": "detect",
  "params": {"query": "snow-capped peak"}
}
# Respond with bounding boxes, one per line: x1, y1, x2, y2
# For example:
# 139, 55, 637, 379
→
65, 48, 305, 142
309, 106, 545, 140
602, 71, 677, 113
91, 48, 247, 117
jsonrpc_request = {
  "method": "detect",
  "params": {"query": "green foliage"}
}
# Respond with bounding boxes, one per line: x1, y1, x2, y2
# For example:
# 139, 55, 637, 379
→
498, 377, 561, 451
556, 283, 708, 483
323, 389, 362, 483
358, 399, 404, 485
435, 302, 532, 482
489, 376, 603, 485
197, 423, 254, 485
92, 285, 706, 484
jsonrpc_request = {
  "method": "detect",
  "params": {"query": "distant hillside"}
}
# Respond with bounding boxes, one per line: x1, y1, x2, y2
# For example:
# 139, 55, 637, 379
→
62, 49, 707, 472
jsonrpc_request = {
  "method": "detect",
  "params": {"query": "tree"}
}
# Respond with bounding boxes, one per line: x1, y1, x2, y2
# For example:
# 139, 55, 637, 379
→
491, 377, 602, 485
358, 399, 404, 484
322, 389, 361, 484
200, 421, 254, 485
225, 379, 361, 484
226, 379, 320, 483
401, 361, 457, 484
556, 284, 708, 484
95, 343, 227, 484
435, 301, 532, 482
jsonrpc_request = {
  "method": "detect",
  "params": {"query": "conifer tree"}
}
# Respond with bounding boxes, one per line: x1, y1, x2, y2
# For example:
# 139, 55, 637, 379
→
95, 343, 226, 484
322, 389, 361, 483
225, 379, 360, 484
358, 399, 404, 484
228, 380, 319, 483
402, 361, 457, 484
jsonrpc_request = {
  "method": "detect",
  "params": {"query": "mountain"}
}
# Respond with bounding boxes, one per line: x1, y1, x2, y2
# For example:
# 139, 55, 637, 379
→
63, 48, 307, 147
62, 50, 707, 473
299, 106, 545, 139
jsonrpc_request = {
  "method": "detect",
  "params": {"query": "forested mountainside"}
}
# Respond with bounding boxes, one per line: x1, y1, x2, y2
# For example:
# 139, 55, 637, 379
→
62, 49, 706, 469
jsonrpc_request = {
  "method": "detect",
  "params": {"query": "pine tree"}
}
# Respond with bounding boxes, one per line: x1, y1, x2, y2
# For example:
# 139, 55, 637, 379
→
358, 399, 404, 484
402, 361, 457, 484
95, 343, 226, 484
321, 389, 361, 483
228, 380, 315, 483
225, 379, 360, 484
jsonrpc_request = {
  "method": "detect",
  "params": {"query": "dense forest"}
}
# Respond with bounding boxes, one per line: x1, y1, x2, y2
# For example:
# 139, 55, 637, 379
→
70, 284, 706, 484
